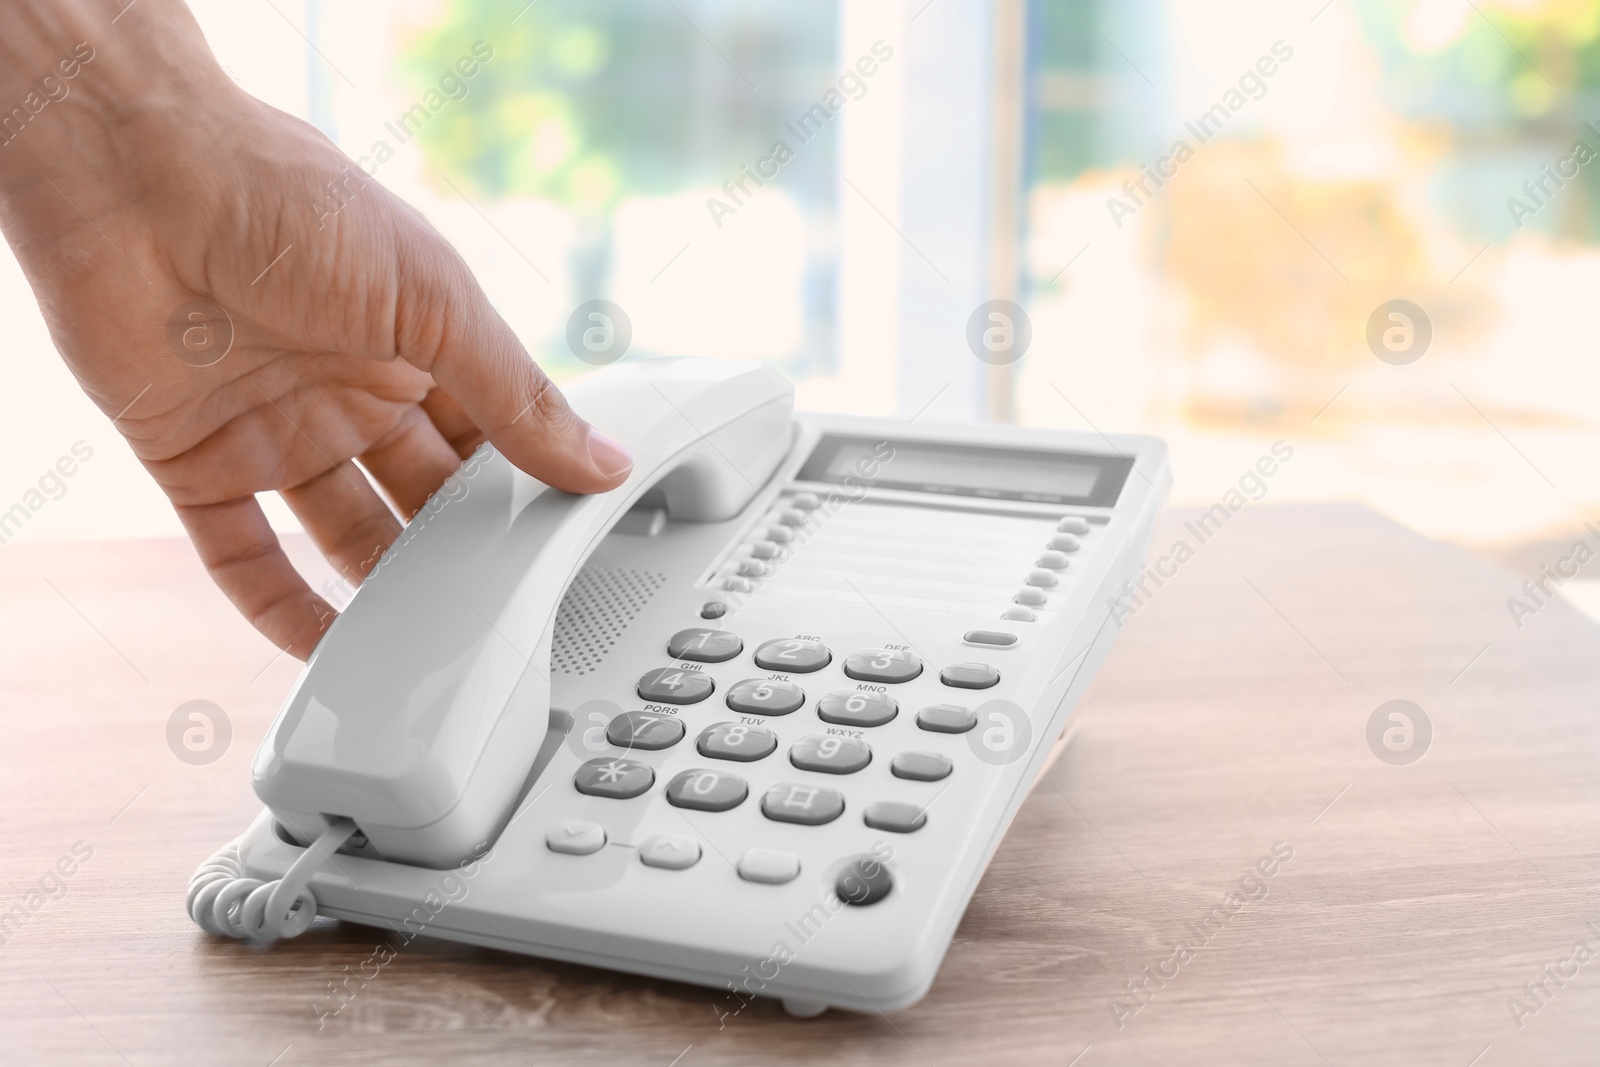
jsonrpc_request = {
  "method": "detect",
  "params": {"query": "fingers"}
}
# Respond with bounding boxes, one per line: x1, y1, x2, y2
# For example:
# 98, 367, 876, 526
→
392, 228, 634, 493
279, 460, 402, 587
419, 386, 485, 459
359, 406, 465, 518
175, 496, 334, 660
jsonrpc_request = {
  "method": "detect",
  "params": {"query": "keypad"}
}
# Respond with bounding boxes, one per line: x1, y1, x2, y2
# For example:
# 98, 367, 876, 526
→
817, 690, 898, 727
753, 638, 832, 673
574, 757, 654, 799
891, 751, 952, 781
726, 678, 806, 716
605, 711, 684, 751
916, 704, 977, 733
761, 783, 845, 825
738, 848, 801, 885
864, 800, 927, 833
1058, 516, 1090, 534
697, 722, 777, 762
546, 820, 606, 855
665, 768, 749, 812
843, 648, 923, 683
666, 628, 743, 662
637, 667, 715, 704
639, 834, 701, 870
789, 735, 872, 774
836, 853, 893, 906
941, 662, 1000, 689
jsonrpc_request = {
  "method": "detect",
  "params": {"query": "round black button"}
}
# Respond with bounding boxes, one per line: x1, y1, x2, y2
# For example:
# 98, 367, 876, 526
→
835, 854, 892, 906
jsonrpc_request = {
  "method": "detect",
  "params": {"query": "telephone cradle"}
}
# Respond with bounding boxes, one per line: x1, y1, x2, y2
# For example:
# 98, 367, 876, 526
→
186, 357, 1169, 1017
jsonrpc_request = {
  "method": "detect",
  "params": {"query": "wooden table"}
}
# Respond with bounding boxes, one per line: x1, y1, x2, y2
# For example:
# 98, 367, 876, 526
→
1, 502, 1595, 1066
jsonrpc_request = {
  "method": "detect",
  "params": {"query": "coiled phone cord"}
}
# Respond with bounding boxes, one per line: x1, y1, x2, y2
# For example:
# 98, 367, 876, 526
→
185, 818, 358, 942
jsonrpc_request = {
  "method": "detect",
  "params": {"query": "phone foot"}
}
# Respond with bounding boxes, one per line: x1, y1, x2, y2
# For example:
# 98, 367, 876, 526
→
781, 997, 829, 1018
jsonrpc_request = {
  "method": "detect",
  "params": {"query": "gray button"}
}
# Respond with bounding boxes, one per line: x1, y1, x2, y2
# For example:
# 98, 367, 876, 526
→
726, 678, 806, 716
765, 525, 795, 544
639, 834, 701, 870
917, 704, 977, 733
790, 493, 821, 510
637, 667, 715, 704
546, 820, 606, 855
941, 662, 1000, 689
1013, 587, 1047, 607
1000, 606, 1036, 622
789, 734, 872, 774
605, 711, 685, 751
1058, 516, 1090, 534
574, 757, 654, 799
818, 690, 898, 727
891, 751, 952, 781
864, 800, 927, 833
1035, 551, 1070, 570
737, 848, 801, 885
778, 509, 808, 527
665, 768, 749, 812
700, 601, 727, 619
836, 853, 892, 905
737, 560, 771, 578
754, 638, 832, 673
963, 630, 1017, 648
723, 577, 754, 593
667, 627, 743, 662
1048, 533, 1081, 552
843, 648, 923, 683
697, 722, 777, 761
749, 541, 782, 561
761, 783, 845, 825
1025, 569, 1058, 588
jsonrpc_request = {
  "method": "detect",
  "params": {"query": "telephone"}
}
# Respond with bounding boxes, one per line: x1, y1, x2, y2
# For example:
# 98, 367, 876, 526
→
187, 357, 1169, 1016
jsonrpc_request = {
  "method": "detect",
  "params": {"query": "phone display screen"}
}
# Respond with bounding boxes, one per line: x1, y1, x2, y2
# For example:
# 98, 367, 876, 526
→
797, 436, 1135, 507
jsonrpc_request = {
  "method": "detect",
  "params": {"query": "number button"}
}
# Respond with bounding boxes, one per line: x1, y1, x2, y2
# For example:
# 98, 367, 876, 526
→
697, 722, 778, 762
637, 667, 715, 704
665, 768, 749, 812
843, 647, 922, 683
573, 757, 654, 799
753, 638, 832, 673
817, 689, 898, 727
665, 627, 743, 662
604, 711, 685, 751
760, 783, 845, 825
789, 735, 872, 774
726, 678, 806, 716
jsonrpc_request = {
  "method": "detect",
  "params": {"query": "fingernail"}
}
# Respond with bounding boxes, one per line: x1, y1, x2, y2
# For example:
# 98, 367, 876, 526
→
587, 427, 634, 479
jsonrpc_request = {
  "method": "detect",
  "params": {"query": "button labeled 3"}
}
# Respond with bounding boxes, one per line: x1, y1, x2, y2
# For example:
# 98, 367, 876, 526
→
843, 647, 923, 683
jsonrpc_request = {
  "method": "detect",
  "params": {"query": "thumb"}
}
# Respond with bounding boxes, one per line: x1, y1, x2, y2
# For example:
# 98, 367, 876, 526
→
393, 227, 633, 493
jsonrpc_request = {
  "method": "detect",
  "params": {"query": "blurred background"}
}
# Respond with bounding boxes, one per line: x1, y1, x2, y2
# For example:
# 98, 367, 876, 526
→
4, 0, 1598, 604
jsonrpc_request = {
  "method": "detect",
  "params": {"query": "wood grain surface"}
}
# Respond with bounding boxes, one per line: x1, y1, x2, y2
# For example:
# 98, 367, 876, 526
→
0, 502, 1596, 1066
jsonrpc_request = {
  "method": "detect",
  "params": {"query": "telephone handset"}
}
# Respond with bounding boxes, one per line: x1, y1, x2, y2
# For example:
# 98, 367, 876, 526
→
252, 359, 793, 869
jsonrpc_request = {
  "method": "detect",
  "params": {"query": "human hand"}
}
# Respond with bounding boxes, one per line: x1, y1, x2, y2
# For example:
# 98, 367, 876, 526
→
0, 1, 633, 659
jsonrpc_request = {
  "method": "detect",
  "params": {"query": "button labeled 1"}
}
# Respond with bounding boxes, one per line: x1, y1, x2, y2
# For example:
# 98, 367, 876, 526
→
667, 628, 743, 662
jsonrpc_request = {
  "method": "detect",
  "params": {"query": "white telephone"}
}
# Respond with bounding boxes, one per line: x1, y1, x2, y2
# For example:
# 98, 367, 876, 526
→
188, 357, 1169, 1017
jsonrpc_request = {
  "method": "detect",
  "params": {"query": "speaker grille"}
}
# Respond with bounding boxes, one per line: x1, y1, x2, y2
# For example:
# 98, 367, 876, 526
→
551, 565, 667, 675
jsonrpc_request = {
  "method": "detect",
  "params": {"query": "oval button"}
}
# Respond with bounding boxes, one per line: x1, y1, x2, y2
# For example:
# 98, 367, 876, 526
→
843, 648, 923, 684
726, 678, 806, 716
754, 638, 832, 673
817, 690, 898, 727
666, 627, 743, 662
637, 667, 715, 704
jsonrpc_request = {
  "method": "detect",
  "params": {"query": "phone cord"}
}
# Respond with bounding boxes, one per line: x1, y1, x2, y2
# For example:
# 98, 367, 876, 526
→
185, 818, 359, 942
